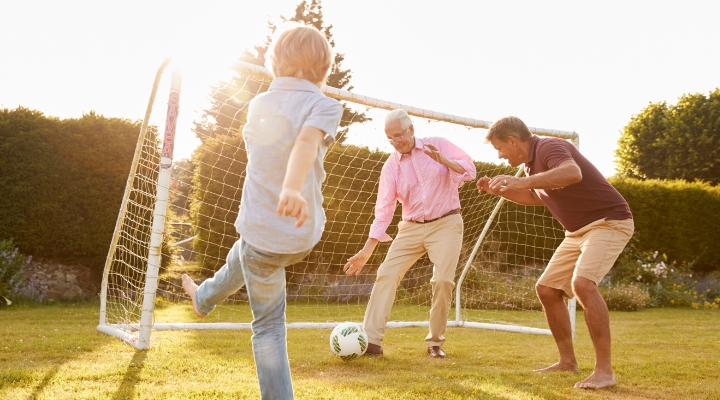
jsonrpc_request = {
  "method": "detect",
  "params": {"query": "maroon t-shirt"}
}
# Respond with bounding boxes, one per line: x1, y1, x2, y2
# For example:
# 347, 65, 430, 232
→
525, 135, 632, 232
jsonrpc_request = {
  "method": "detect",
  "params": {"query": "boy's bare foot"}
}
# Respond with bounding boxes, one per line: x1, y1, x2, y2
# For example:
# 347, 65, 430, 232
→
533, 361, 579, 374
574, 371, 616, 389
181, 274, 206, 318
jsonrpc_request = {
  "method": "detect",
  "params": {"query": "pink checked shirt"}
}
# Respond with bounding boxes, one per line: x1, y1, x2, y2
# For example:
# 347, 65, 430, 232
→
369, 136, 476, 242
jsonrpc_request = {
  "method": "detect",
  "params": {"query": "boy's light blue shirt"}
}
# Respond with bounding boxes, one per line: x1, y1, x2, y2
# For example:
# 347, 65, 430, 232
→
235, 77, 343, 254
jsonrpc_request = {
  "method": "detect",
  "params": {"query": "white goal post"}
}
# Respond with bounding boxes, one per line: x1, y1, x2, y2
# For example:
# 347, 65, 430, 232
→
98, 59, 579, 350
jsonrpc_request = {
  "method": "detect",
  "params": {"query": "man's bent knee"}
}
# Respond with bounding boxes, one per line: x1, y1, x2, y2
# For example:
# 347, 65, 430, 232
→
571, 276, 598, 297
536, 284, 564, 302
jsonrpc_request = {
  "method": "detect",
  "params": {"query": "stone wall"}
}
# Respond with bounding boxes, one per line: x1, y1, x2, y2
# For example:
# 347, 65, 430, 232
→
21, 259, 99, 301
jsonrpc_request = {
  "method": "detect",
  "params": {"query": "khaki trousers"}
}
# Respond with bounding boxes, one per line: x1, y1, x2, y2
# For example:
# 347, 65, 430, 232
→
363, 214, 463, 347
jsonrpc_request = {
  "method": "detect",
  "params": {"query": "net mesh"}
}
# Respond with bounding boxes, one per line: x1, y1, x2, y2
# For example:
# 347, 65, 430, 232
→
101, 62, 570, 335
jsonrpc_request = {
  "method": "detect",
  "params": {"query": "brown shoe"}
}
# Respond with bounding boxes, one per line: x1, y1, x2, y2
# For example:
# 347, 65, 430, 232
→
428, 346, 446, 358
365, 343, 383, 356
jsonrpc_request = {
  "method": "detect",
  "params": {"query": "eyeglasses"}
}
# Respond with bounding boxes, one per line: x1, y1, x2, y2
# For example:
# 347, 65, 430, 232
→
386, 126, 409, 143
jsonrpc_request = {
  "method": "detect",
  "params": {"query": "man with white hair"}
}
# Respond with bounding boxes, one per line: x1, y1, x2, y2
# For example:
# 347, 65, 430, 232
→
343, 109, 476, 358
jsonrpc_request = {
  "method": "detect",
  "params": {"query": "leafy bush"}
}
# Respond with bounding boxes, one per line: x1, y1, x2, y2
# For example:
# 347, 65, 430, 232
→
610, 177, 720, 272
0, 108, 144, 275
599, 283, 650, 311
609, 238, 720, 309
0, 239, 31, 305
651, 271, 720, 310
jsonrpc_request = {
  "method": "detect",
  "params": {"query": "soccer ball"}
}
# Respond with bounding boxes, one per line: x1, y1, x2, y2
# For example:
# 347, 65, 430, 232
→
329, 322, 368, 360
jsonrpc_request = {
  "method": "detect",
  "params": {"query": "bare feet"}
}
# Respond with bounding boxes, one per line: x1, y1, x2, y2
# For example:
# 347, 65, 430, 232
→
533, 361, 579, 374
181, 274, 206, 318
574, 371, 616, 389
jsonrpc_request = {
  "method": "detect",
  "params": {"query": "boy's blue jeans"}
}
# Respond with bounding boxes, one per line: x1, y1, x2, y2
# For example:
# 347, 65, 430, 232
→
195, 238, 310, 400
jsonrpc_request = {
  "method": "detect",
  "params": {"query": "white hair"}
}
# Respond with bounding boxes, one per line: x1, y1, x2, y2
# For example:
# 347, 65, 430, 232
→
385, 109, 412, 130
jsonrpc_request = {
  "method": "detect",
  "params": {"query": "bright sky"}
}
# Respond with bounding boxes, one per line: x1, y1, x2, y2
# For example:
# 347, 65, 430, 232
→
2, 0, 719, 176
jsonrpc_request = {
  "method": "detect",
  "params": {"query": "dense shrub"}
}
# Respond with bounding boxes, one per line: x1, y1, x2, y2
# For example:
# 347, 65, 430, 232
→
611, 177, 720, 272
0, 239, 29, 304
609, 239, 720, 309
654, 273, 720, 310
0, 108, 142, 275
599, 283, 650, 311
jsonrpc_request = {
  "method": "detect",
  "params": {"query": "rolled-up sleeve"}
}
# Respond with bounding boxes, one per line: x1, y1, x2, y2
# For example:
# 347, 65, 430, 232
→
368, 164, 397, 242
441, 138, 477, 187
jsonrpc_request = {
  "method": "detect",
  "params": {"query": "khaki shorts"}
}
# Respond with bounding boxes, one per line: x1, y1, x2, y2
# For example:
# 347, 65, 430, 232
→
537, 218, 634, 298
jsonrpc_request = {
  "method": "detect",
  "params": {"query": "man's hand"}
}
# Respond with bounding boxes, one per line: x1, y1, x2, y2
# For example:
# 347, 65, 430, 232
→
343, 249, 372, 276
423, 143, 466, 174
477, 175, 517, 194
476, 176, 496, 194
423, 143, 447, 165
277, 189, 309, 228
478, 175, 545, 206
488, 174, 523, 192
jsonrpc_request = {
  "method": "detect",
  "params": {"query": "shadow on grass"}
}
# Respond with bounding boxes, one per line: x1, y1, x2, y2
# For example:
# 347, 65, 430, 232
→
0, 302, 109, 398
110, 351, 148, 400
27, 365, 59, 400
301, 352, 589, 400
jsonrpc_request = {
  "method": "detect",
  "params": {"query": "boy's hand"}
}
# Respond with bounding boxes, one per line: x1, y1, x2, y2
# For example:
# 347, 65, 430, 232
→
277, 189, 309, 228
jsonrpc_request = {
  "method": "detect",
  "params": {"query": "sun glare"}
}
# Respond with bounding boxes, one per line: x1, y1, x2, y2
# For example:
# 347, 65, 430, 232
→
146, 1, 282, 161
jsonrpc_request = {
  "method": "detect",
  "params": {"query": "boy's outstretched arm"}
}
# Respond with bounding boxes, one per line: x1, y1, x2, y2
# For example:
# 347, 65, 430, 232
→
277, 126, 326, 227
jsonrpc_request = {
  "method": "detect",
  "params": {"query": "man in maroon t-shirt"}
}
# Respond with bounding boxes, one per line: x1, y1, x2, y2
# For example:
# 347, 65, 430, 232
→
476, 116, 634, 390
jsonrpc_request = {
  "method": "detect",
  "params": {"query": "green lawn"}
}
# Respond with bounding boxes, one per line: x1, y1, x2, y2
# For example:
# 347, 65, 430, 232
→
1, 303, 718, 399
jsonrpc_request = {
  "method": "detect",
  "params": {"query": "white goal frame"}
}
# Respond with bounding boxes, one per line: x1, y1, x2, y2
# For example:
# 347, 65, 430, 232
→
98, 59, 579, 349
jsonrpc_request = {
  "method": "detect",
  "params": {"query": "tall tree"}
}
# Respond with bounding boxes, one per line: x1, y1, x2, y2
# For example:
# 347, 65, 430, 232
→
193, 0, 368, 144
615, 89, 720, 185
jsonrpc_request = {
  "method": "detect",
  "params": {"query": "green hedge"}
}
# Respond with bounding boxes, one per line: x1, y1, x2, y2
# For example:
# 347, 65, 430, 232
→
0, 108, 141, 275
4, 106, 717, 282
610, 177, 720, 272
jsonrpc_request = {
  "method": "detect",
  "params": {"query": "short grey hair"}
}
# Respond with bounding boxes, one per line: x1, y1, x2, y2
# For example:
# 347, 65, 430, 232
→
385, 109, 413, 130
485, 116, 532, 143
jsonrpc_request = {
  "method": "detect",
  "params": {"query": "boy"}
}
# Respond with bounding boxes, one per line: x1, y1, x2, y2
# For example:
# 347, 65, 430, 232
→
182, 23, 343, 399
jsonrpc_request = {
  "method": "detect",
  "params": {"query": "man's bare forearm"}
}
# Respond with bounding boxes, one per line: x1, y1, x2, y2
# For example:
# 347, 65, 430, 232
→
361, 238, 379, 254
499, 188, 544, 206
516, 161, 582, 191
443, 158, 466, 174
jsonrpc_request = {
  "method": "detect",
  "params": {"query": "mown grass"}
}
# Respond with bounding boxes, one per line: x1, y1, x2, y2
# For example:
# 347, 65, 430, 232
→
1, 303, 719, 399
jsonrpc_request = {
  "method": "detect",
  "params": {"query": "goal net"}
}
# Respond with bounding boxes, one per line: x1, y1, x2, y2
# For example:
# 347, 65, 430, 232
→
98, 59, 579, 349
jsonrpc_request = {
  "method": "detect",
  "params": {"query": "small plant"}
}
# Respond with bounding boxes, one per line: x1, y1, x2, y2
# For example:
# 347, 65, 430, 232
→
609, 235, 720, 309
653, 271, 720, 310
0, 239, 31, 305
610, 236, 676, 287
599, 283, 650, 311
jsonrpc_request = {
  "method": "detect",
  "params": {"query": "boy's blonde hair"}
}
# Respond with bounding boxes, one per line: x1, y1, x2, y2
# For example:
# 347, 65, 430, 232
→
268, 23, 333, 83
